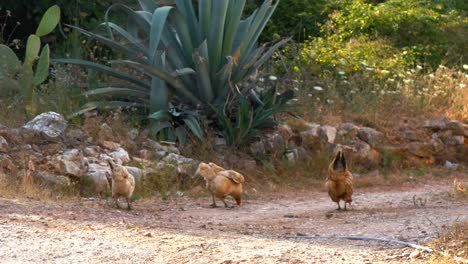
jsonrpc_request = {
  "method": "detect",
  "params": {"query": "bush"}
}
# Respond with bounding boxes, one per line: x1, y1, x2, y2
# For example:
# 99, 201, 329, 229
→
292, 0, 467, 77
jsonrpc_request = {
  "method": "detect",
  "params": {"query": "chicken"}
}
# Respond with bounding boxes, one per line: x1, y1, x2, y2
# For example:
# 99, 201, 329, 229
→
106, 159, 135, 210
195, 162, 245, 208
325, 149, 354, 210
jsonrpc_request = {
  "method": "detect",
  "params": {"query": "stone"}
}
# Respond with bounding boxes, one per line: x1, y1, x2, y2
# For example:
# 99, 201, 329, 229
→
162, 153, 195, 165
65, 129, 86, 145
97, 123, 114, 142
214, 137, 226, 146
423, 116, 449, 130
430, 138, 444, 153
351, 141, 381, 169
284, 147, 309, 162
340, 123, 359, 137
40, 143, 62, 155
138, 149, 151, 160
250, 141, 265, 155
408, 142, 433, 158
109, 148, 131, 164
300, 127, 321, 150
400, 130, 427, 142
100, 141, 121, 151
263, 133, 286, 156
23, 112, 67, 138
84, 163, 111, 197
125, 166, 144, 183
277, 124, 293, 144
444, 160, 458, 170
34, 171, 72, 187
84, 146, 100, 158
357, 127, 383, 147
446, 120, 465, 136
143, 139, 180, 154
128, 128, 139, 141
442, 136, 465, 146
0, 154, 18, 176
0, 136, 8, 152
318, 125, 337, 144
53, 149, 86, 177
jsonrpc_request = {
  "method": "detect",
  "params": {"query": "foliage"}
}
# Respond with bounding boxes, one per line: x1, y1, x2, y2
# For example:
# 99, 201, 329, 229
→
0, 5, 60, 117
55, 0, 289, 145
244, 0, 328, 42
291, 0, 468, 78
211, 85, 295, 146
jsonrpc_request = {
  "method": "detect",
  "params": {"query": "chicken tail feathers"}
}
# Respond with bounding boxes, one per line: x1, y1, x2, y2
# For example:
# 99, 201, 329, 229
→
332, 151, 347, 172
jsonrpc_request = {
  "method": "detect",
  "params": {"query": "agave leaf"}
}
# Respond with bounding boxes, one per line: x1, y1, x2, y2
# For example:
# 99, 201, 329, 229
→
53, 58, 150, 90
171, 68, 195, 77
149, 6, 173, 63
82, 87, 150, 98
175, 126, 188, 145
149, 109, 172, 122
100, 22, 147, 55
209, 104, 233, 145
175, 0, 200, 44
115, 59, 201, 105
193, 41, 213, 102
183, 115, 204, 140
207, 0, 229, 77
66, 24, 147, 62
198, 0, 212, 38
221, 0, 245, 59
138, 0, 158, 12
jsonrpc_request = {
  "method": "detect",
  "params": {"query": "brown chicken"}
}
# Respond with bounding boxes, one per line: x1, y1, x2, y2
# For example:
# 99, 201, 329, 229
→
325, 150, 354, 210
195, 162, 245, 208
106, 159, 135, 210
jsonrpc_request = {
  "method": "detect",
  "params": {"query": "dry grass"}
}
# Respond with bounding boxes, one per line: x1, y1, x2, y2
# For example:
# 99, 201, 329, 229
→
425, 220, 468, 264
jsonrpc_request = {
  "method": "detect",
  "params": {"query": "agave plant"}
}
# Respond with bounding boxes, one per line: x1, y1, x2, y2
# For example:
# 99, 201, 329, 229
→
54, 0, 288, 143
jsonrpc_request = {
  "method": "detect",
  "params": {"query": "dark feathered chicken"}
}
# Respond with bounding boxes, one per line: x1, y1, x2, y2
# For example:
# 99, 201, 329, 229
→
326, 150, 354, 210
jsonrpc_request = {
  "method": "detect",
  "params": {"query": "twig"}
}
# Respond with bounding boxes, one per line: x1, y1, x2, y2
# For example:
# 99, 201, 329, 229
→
284, 235, 434, 252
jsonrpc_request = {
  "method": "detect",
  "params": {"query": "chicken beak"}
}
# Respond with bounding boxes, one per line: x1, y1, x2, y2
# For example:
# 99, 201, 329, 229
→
236, 199, 242, 206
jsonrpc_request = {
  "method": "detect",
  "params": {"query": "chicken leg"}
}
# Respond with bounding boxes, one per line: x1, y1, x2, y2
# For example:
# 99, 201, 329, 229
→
210, 194, 218, 208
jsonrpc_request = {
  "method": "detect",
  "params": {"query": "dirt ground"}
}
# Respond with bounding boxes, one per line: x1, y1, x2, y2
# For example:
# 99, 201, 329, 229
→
0, 174, 467, 264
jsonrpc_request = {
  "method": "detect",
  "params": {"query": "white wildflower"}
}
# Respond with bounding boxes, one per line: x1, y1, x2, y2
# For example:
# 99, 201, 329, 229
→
308, 93, 313, 97
269, 75, 277, 81
258, 77, 265, 82
326, 99, 334, 104
276, 92, 281, 95
293, 87, 299, 91
428, 74, 435, 79
416, 65, 423, 70
463, 64, 468, 70
460, 83, 466, 88
366, 67, 374, 71
292, 98, 299, 102
381, 70, 390, 74
338, 70, 346, 75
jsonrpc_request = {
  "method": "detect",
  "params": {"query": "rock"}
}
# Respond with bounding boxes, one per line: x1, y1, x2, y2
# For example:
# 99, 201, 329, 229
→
284, 147, 309, 162
65, 129, 86, 145
277, 124, 293, 144
0, 136, 8, 152
318, 125, 337, 144
162, 153, 195, 165
243, 159, 257, 171
430, 138, 444, 153
408, 142, 433, 158
84, 163, 111, 197
442, 136, 465, 146
34, 171, 72, 188
53, 149, 86, 177
84, 146, 100, 158
400, 130, 427, 142
351, 141, 381, 169
128, 128, 139, 141
40, 143, 63, 155
109, 148, 131, 164
138, 149, 151, 160
97, 123, 114, 142
23, 112, 67, 138
423, 116, 449, 130
214, 137, 226, 146
336, 123, 359, 143
0, 154, 18, 176
409, 250, 422, 259
446, 120, 465, 136
300, 127, 321, 150
263, 133, 286, 156
288, 119, 320, 133
444, 160, 458, 170
100, 141, 121, 151
357, 127, 383, 147
142, 139, 180, 154
125, 166, 143, 182
249, 141, 265, 156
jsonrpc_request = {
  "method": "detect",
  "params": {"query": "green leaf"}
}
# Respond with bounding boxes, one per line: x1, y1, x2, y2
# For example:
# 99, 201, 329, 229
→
33, 44, 50, 85
0, 44, 21, 78
183, 115, 204, 140
149, 110, 172, 122
36, 5, 61, 37
25, 35, 41, 65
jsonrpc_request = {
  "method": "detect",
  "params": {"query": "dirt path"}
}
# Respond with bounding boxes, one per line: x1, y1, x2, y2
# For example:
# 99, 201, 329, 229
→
0, 177, 466, 263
